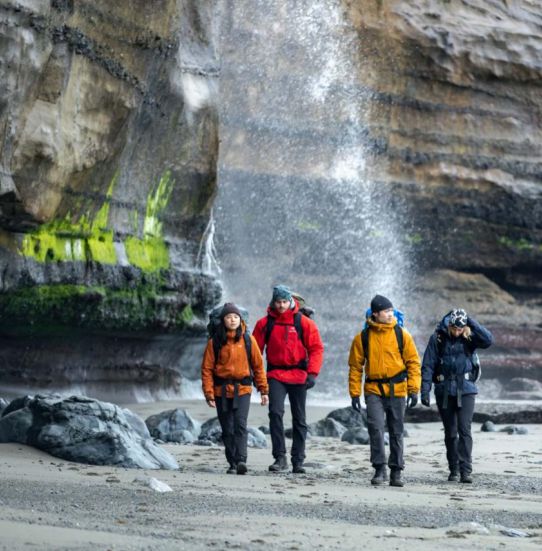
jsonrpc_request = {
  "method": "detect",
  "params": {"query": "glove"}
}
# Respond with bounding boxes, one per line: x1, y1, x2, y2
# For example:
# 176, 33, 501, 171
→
406, 394, 418, 409
305, 374, 316, 390
421, 393, 430, 407
351, 396, 361, 412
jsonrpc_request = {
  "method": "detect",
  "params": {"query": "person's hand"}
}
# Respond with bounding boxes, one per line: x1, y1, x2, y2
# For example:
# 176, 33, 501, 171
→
261, 394, 269, 406
206, 398, 216, 408
406, 394, 418, 409
351, 396, 361, 412
421, 393, 430, 407
306, 374, 316, 390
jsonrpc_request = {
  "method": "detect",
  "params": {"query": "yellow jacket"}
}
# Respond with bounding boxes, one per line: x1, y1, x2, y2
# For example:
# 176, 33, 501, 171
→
348, 318, 421, 398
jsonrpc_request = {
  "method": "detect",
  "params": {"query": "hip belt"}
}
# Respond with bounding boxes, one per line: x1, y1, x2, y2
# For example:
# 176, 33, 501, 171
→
267, 359, 308, 372
213, 375, 253, 411
365, 369, 407, 399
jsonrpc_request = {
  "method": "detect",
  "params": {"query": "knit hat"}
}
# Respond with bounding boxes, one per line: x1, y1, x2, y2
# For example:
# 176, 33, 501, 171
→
272, 284, 293, 303
449, 308, 468, 328
370, 294, 394, 313
220, 302, 241, 319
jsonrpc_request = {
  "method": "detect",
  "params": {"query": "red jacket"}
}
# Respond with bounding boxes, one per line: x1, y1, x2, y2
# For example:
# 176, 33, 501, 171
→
253, 301, 324, 384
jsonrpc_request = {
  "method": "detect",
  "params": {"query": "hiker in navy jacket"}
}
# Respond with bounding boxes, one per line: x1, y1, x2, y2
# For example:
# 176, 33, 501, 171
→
421, 309, 493, 483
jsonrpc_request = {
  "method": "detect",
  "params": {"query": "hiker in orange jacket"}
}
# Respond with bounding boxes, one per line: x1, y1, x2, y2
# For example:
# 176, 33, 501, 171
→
253, 285, 324, 474
348, 295, 421, 487
201, 303, 268, 475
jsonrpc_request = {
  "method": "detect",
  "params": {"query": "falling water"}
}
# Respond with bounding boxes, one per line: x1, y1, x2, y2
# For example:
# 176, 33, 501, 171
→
214, 0, 412, 400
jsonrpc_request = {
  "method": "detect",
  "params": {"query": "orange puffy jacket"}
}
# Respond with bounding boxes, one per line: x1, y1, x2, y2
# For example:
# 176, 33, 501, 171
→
201, 324, 268, 401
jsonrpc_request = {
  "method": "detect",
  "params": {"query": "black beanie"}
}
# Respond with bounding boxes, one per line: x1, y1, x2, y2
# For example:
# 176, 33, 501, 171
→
220, 302, 241, 319
370, 294, 393, 313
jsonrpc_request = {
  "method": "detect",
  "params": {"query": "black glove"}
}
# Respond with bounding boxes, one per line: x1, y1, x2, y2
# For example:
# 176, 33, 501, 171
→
421, 393, 430, 407
351, 396, 361, 412
406, 394, 418, 409
305, 374, 316, 390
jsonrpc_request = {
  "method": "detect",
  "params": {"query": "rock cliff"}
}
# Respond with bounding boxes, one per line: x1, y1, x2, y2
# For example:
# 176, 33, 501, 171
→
215, 0, 542, 395
0, 0, 221, 398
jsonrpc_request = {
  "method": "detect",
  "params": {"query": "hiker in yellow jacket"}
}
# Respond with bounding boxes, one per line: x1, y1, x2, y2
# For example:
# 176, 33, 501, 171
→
348, 295, 421, 487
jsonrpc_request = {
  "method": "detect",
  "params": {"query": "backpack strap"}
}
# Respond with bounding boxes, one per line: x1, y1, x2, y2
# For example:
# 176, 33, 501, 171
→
213, 333, 254, 382
361, 326, 403, 359
265, 312, 304, 345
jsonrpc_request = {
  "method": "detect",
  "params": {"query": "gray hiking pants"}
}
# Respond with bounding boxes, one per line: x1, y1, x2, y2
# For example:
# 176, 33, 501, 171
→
366, 393, 406, 470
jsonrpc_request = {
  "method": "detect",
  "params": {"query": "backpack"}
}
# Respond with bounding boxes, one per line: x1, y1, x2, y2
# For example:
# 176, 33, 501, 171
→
435, 330, 481, 382
207, 304, 253, 376
361, 308, 405, 359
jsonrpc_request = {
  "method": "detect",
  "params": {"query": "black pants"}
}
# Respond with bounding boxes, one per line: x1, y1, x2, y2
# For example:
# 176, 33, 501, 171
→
366, 393, 406, 470
436, 393, 475, 475
215, 394, 251, 466
268, 378, 307, 465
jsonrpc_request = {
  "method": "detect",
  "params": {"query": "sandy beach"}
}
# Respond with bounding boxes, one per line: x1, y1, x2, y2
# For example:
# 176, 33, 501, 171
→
1, 399, 541, 550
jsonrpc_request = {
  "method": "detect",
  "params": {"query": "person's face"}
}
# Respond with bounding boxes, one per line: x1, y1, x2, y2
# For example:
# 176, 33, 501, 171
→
274, 299, 291, 314
223, 313, 241, 330
374, 308, 394, 324
449, 325, 465, 338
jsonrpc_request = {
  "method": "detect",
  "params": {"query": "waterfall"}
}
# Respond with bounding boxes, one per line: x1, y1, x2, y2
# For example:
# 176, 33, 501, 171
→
214, 0, 412, 400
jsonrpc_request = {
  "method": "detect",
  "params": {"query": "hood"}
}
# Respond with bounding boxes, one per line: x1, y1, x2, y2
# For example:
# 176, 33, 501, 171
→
366, 317, 398, 332
437, 313, 452, 333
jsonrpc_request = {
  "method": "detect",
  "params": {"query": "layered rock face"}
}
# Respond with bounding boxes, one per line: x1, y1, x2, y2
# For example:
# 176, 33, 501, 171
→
215, 0, 541, 396
0, 1, 221, 398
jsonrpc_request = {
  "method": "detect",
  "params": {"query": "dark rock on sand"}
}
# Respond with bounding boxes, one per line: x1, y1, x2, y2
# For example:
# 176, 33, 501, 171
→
145, 408, 201, 444
197, 418, 268, 448
341, 427, 370, 445
481, 420, 497, 432
0, 394, 178, 470
309, 418, 347, 438
326, 406, 367, 429
499, 425, 529, 435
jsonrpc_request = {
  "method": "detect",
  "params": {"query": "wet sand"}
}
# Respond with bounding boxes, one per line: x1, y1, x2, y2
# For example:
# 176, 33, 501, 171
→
1, 399, 541, 550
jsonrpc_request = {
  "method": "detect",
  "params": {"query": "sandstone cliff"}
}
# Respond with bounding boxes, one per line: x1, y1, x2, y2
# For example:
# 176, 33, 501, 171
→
0, 0, 221, 399
215, 0, 542, 396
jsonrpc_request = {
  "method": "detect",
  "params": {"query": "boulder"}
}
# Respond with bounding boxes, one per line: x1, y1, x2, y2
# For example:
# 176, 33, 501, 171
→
247, 427, 267, 448
481, 420, 496, 432
499, 425, 529, 435
309, 418, 346, 438
0, 397, 8, 415
145, 409, 201, 444
197, 418, 267, 448
258, 425, 270, 435
326, 406, 367, 429
341, 428, 370, 445
0, 395, 178, 470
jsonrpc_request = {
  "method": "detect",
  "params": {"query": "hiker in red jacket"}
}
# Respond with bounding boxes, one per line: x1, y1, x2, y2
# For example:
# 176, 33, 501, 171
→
253, 285, 324, 473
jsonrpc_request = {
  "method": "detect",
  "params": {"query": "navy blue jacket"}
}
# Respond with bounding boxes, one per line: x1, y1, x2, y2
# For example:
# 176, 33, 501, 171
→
421, 314, 493, 398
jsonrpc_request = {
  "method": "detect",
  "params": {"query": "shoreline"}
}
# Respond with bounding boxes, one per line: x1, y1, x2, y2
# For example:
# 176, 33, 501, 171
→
1, 399, 541, 550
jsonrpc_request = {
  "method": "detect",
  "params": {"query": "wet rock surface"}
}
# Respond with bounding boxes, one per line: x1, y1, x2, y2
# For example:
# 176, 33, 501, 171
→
0, 394, 178, 469
145, 408, 201, 444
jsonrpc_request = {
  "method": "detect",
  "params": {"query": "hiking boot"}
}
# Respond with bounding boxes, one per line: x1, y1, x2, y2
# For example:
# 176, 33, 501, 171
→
226, 464, 236, 474
292, 463, 306, 474
236, 462, 247, 475
460, 472, 473, 484
371, 465, 388, 486
268, 456, 288, 472
448, 469, 460, 482
389, 468, 404, 487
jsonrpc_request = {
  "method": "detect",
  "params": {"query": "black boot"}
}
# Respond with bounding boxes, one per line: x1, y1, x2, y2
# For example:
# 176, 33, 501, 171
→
292, 463, 306, 474
371, 465, 388, 486
226, 464, 236, 474
448, 467, 459, 482
268, 456, 288, 472
236, 462, 247, 475
460, 472, 473, 483
389, 468, 404, 487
